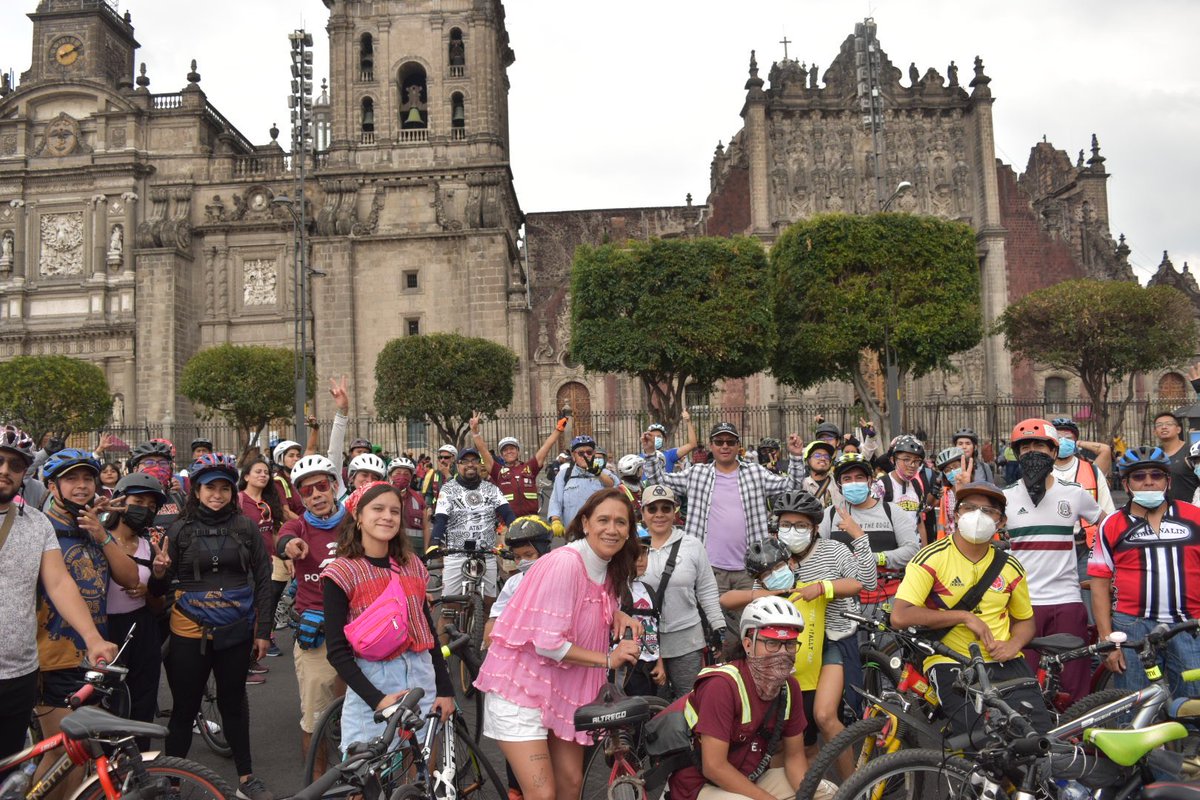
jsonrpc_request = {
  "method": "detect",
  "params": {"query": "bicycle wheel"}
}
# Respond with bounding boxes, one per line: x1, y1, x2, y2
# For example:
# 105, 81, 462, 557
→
797, 714, 912, 800
196, 675, 232, 758
447, 714, 506, 800
1060, 688, 1138, 730
304, 695, 345, 786
829, 748, 982, 800
77, 755, 235, 800
459, 595, 484, 699
860, 648, 902, 700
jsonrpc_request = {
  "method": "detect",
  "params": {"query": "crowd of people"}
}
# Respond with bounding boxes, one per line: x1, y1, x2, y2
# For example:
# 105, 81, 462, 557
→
2, 374, 1200, 800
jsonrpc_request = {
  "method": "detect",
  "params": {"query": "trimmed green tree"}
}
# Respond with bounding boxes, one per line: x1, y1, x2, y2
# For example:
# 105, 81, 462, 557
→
995, 278, 1198, 442
569, 236, 775, 431
180, 344, 303, 449
770, 213, 982, 434
374, 333, 519, 446
0, 355, 112, 442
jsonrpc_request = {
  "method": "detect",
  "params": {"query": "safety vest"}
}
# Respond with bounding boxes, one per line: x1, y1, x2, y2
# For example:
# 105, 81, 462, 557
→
1068, 458, 1101, 549
493, 461, 540, 515
682, 663, 794, 728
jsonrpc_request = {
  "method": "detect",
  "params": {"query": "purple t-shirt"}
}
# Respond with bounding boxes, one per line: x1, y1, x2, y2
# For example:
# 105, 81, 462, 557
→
706, 470, 747, 570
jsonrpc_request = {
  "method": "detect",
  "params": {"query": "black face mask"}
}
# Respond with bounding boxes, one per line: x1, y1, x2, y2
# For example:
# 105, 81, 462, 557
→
1019, 451, 1055, 504
457, 474, 482, 490
122, 505, 156, 534
59, 497, 90, 518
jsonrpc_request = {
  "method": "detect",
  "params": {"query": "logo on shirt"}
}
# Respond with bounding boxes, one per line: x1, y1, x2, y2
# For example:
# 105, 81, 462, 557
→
988, 575, 1007, 592
1057, 501, 1071, 519
950, 577, 964, 587
1017, 507, 1029, 515
1125, 521, 1193, 543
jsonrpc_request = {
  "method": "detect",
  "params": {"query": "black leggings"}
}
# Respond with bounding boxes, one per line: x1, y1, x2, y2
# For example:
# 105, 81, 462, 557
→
0, 670, 37, 773
107, 607, 162, 737
164, 633, 254, 775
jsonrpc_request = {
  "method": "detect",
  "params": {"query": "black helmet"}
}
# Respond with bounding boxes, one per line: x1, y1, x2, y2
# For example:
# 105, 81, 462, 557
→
744, 538, 791, 576
190, 437, 213, 452
129, 440, 174, 468
759, 437, 781, 451
114, 472, 169, 506
814, 421, 841, 440
890, 434, 926, 459
506, 515, 553, 555
952, 428, 979, 446
772, 490, 824, 522
1050, 417, 1080, 437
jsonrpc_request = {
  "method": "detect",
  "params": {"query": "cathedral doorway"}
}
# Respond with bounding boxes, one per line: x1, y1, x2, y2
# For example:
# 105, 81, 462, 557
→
557, 381, 592, 438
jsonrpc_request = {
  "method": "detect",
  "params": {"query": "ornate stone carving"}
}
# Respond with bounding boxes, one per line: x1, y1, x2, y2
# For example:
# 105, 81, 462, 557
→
39, 212, 84, 276
243, 259, 278, 306
107, 224, 123, 268
204, 195, 227, 223
0, 230, 13, 272
109, 127, 126, 149
533, 320, 554, 363
0, 135, 16, 156
36, 113, 90, 158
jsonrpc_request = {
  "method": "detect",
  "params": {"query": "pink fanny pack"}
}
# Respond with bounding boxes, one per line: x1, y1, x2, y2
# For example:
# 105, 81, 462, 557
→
343, 565, 411, 661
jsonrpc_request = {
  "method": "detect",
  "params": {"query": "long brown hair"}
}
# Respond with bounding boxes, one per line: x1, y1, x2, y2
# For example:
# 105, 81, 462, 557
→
566, 487, 640, 599
335, 483, 413, 565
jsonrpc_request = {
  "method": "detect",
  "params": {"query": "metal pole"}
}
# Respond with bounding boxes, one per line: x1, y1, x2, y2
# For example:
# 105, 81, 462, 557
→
289, 29, 314, 443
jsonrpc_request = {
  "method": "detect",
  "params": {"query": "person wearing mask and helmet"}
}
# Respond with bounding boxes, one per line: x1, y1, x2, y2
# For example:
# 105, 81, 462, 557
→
386, 457, 430, 554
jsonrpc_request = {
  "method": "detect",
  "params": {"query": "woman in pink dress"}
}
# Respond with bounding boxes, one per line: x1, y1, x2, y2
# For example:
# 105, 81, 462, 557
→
475, 487, 642, 800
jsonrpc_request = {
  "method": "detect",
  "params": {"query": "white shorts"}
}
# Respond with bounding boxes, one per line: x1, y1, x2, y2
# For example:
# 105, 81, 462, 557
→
441, 553, 498, 598
482, 691, 547, 742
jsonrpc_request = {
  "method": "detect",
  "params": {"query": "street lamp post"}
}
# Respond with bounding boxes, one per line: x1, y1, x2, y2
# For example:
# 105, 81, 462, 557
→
879, 180, 912, 438
286, 29, 314, 443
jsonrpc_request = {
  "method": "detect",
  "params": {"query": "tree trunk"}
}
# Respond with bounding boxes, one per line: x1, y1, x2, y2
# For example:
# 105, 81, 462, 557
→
850, 369, 888, 441
642, 373, 687, 439
1106, 372, 1138, 447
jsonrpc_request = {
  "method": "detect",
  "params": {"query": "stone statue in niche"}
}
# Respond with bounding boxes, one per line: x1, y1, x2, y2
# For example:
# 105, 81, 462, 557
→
107, 224, 123, 268
0, 230, 12, 263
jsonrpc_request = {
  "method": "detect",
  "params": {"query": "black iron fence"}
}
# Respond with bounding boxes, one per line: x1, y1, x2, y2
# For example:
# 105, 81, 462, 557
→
76, 397, 1189, 464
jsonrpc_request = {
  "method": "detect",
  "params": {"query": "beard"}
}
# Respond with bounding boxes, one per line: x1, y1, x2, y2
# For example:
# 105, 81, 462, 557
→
0, 487, 19, 505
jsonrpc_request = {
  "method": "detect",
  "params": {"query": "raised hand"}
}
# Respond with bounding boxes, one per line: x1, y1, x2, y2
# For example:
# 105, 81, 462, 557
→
329, 374, 350, 414
786, 433, 805, 456
955, 458, 973, 489
641, 431, 656, 456
150, 537, 171, 579
469, 412, 481, 435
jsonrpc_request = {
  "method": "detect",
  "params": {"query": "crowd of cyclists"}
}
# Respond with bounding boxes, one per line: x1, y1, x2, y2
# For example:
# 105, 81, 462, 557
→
2, 371, 1200, 800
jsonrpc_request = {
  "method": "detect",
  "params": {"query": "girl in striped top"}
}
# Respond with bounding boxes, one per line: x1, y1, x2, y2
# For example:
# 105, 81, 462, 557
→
321, 482, 455, 753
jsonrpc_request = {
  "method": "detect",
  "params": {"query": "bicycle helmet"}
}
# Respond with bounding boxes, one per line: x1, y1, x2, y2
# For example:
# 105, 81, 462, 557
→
42, 448, 101, 481
570, 434, 596, 451
814, 421, 841, 440
890, 434, 926, 459
952, 428, 979, 446
617, 453, 644, 479
189, 453, 239, 485
272, 440, 302, 464
387, 456, 416, 475
291, 454, 338, 485
739, 596, 806, 639
935, 446, 965, 471
189, 437, 213, 453
348, 453, 386, 479
497, 437, 520, 452
832, 452, 873, 481
1011, 418, 1059, 448
128, 439, 174, 468
505, 515, 553, 553
437, 444, 458, 458
114, 472, 169, 506
771, 490, 824, 523
759, 437, 781, 451
803, 440, 836, 461
646, 423, 667, 435
1050, 418, 1080, 438
1187, 441, 1200, 469
1116, 446, 1171, 477
0, 424, 36, 466
744, 537, 791, 577
349, 438, 372, 452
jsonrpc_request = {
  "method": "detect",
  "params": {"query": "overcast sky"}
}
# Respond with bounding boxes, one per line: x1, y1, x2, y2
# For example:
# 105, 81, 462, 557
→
3, 0, 1197, 277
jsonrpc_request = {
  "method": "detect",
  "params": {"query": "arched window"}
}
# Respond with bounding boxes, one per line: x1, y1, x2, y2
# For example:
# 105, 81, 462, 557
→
449, 28, 465, 76
1159, 371, 1187, 400
359, 33, 374, 81
398, 62, 428, 130
1044, 376, 1068, 409
360, 97, 375, 143
450, 92, 465, 139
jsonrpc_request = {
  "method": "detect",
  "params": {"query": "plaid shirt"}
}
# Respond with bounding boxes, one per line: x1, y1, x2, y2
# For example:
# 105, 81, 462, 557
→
643, 454, 804, 545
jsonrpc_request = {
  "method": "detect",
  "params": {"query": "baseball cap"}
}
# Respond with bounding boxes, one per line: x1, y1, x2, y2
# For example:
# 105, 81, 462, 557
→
954, 481, 1007, 512
756, 625, 802, 641
458, 447, 482, 461
709, 422, 740, 441
641, 484, 677, 506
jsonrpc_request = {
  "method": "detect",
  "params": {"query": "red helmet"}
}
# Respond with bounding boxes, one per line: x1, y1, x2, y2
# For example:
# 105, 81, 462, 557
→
1011, 418, 1059, 448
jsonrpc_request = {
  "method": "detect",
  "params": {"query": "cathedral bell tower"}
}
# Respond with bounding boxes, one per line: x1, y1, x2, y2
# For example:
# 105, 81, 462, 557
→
22, 0, 138, 91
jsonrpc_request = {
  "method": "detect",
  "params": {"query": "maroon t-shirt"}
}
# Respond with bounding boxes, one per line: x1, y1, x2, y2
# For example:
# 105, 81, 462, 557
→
278, 516, 341, 614
238, 491, 276, 555
668, 660, 806, 800
274, 473, 305, 516
489, 457, 542, 518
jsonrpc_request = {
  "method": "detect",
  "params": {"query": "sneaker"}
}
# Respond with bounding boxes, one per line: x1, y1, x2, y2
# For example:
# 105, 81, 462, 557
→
237, 776, 273, 800
192, 718, 223, 736
266, 642, 281, 657
245, 673, 266, 686
248, 661, 269, 675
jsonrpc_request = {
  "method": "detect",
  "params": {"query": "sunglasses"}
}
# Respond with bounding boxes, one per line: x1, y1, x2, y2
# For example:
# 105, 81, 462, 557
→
575, 449, 595, 457
1126, 469, 1168, 483
711, 438, 739, 447
0, 453, 28, 473
644, 502, 674, 515
437, 455, 453, 460
297, 478, 331, 497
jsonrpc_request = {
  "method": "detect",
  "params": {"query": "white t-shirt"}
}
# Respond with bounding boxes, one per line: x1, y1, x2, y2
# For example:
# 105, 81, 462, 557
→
490, 571, 526, 619
629, 580, 660, 662
1003, 479, 1101, 605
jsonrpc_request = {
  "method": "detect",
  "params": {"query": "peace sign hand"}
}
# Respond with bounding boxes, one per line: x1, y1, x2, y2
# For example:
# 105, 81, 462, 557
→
150, 538, 171, 579
329, 375, 350, 414
835, 503, 864, 539
955, 458, 973, 489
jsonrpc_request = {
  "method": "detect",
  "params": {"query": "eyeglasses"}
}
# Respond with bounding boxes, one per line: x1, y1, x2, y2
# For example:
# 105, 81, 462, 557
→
0, 453, 28, 473
776, 524, 813, 536
575, 450, 595, 458
140, 458, 171, 467
644, 502, 674, 515
711, 438, 739, 447
895, 455, 923, 467
297, 478, 331, 497
758, 638, 800, 654
1154, 421, 1180, 430
437, 455, 452, 461
1126, 470, 1168, 483
957, 501, 1003, 521
808, 453, 831, 462
459, 458, 481, 465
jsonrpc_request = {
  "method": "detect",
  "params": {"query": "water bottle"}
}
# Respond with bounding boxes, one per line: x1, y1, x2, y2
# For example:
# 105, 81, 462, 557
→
1056, 779, 1091, 800
0, 761, 38, 800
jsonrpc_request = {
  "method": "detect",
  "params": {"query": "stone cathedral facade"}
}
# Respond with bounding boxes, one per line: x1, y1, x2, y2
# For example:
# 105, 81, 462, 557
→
0, 2, 1169, 438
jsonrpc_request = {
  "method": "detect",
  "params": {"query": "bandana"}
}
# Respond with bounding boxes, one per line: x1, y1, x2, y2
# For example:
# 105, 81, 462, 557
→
304, 504, 347, 530
746, 651, 794, 700
345, 480, 390, 519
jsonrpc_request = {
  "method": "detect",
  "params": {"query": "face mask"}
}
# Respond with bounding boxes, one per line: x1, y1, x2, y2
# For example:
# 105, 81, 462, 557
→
1058, 439, 1077, 459
957, 509, 997, 544
139, 463, 172, 489
391, 473, 412, 490
121, 505, 156, 533
594, 457, 606, 469
516, 558, 536, 573
945, 468, 961, 485
653, 436, 663, 450
1132, 490, 1166, 509
842, 483, 871, 505
762, 565, 794, 591
777, 524, 813, 555
746, 650, 795, 700
1018, 451, 1055, 494
1193, 465, 1200, 480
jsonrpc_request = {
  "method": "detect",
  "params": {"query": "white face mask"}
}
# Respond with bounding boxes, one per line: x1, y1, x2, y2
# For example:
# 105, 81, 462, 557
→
516, 558, 536, 573
777, 524, 813, 555
957, 509, 997, 544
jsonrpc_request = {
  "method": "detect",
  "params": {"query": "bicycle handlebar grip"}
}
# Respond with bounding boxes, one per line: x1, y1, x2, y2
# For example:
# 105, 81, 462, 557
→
293, 759, 350, 800
1010, 734, 1051, 757
67, 682, 95, 709
929, 639, 971, 665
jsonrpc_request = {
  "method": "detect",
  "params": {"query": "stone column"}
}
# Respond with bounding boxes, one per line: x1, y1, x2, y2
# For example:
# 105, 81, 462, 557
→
10, 199, 26, 283
743, 58, 771, 239
90, 194, 107, 278
121, 192, 138, 278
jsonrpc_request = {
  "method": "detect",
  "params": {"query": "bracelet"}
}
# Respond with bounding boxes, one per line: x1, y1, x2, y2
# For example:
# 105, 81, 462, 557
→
822, 580, 835, 599
605, 651, 610, 670
99, 532, 115, 547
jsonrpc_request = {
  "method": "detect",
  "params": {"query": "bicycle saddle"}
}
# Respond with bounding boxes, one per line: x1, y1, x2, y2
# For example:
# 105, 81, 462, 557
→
60, 706, 168, 741
1027, 633, 1086, 654
1143, 782, 1200, 800
1085, 721, 1188, 767
573, 686, 652, 731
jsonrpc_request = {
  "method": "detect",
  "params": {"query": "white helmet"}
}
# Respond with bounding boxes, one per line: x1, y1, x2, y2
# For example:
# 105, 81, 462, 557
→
617, 453, 643, 479
497, 436, 520, 451
348, 453, 387, 479
387, 456, 416, 475
291, 454, 337, 485
437, 444, 458, 458
739, 596, 806, 639
273, 440, 302, 464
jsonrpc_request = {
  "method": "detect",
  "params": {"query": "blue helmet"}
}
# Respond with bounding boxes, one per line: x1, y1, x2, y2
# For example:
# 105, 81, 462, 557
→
43, 448, 101, 481
1116, 446, 1170, 477
570, 434, 596, 451
190, 453, 239, 485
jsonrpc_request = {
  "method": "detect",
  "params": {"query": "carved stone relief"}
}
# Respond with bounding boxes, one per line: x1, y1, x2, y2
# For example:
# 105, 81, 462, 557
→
243, 259, 278, 306
39, 212, 84, 276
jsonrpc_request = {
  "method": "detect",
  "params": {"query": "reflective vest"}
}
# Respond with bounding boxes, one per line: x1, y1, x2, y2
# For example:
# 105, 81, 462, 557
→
682, 663, 794, 728
1067, 458, 1101, 549
493, 461, 540, 516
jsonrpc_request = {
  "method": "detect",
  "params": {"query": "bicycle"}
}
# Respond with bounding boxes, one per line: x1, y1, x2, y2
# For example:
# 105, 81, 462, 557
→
192, 676, 230, 759
302, 626, 482, 787
428, 540, 496, 699
0, 681, 231, 800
